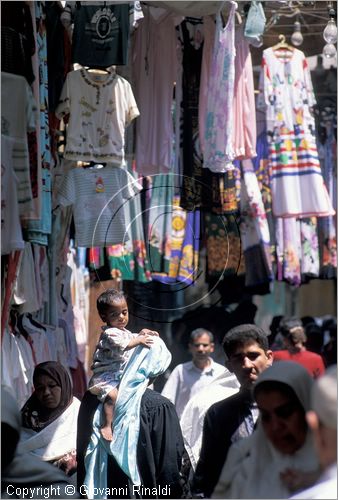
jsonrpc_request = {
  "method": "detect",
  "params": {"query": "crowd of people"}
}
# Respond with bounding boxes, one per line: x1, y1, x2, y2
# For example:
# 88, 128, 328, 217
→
1, 288, 337, 499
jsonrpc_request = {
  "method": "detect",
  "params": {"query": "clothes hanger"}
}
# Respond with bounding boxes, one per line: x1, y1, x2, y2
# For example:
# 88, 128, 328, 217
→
86, 66, 111, 74
81, 161, 107, 169
272, 34, 294, 52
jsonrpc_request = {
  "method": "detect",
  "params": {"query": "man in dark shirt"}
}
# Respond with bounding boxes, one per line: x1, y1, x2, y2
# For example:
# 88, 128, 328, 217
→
192, 324, 273, 498
77, 388, 189, 499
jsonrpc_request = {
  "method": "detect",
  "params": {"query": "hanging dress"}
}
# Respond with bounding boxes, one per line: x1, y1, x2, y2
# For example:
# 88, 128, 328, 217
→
257, 47, 335, 218
203, 1, 237, 173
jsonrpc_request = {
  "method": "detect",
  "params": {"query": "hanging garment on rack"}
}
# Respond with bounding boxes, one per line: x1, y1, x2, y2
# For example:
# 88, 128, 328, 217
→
317, 128, 337, 278
203, 2, 237, 173
1, 1, 35, 84
2, 327, 35, 410
106, 167, 151, 283
1, 135, 25, 255
132, 6, 180, 175
252, 131, 276, 258
61, 1, 133, 67
57, 166, 142, 247
148, 174, 175, 275
56, 69, 139, 164
150, 202, 201, 285
239, 159, 273, 289
257, 47, 335, 218
205, 212, 245, 279
1, 72, 36, 216
300, 217, 319, 280
20, 314, 52, 365
199, 15, 215, 156
275, 217, 301, 286
179, 17, 205, 211
175, 208, 200, 284
232, 26, 256, 159
24, 2, 52, 245
12, 243, 41, 314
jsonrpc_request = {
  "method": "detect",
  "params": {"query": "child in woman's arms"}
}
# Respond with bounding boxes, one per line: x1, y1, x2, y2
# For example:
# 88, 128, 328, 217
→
88, 288, 159, 441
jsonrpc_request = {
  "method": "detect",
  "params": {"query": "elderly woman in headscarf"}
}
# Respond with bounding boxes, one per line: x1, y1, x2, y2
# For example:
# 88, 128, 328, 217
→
17, 361, 81, 476
213, 361, 321, 499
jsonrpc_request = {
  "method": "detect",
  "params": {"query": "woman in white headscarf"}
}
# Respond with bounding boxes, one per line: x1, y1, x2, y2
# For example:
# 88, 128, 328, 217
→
1, 386, 79, 498
213, 361, 321, 499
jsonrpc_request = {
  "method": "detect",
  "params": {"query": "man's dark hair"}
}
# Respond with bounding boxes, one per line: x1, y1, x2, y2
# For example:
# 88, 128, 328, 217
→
97, 288, 126, 318
222, 324, 269, 359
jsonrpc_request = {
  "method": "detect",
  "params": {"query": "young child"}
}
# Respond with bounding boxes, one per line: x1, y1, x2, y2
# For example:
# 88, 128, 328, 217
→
88, 288, 159, 441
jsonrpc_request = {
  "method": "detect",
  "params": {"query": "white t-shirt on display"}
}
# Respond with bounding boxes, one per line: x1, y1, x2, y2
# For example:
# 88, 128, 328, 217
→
55, 69, 140, 164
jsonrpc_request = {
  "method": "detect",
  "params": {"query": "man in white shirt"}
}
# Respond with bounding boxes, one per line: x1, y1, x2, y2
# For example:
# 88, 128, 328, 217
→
291, 365, 337, 499
161, 328, 229, 419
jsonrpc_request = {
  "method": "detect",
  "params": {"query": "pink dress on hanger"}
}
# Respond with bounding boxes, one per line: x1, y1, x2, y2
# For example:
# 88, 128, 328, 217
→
232, 26, 257, 159
132, 6, 181, 176
203, 1, 237, 173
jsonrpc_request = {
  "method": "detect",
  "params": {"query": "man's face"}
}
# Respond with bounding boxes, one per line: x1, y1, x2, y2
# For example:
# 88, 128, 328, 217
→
189, 333, 214, 364
226, 341, 273, 390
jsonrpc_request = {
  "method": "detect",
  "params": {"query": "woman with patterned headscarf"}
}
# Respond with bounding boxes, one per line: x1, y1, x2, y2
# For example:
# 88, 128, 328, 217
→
18, 361, 80, 476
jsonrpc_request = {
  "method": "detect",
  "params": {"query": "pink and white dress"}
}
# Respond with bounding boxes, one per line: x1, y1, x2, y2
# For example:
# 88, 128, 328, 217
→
203, 1, 237, 173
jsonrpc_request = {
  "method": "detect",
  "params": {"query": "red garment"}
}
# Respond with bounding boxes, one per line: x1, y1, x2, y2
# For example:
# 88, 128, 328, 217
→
273, 350, 325, 378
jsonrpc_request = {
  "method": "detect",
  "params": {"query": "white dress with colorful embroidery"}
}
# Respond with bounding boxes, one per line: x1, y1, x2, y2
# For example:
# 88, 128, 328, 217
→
257, 47, 335, 218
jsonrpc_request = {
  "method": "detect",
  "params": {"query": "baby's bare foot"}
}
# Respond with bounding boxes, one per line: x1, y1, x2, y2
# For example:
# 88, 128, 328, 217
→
100, 426, 113, 441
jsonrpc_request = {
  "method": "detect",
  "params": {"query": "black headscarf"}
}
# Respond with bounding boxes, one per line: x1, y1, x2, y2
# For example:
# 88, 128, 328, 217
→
21, 362, 73, 432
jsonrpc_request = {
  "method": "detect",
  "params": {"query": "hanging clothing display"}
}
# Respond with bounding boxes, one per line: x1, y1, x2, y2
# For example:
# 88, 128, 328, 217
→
55, 69, 139, 164
1, 135, 25, 255
205, 213, 245, 279
132, 6, 180, 175
239, 159, 273, 289
61, 2, 132, 67
1, 1, 35, 85
24, 2, 52, 246
203, 2, 237, 173
106, 167, 151, 283
175, 208, 200, 284
257, 46, 335, 218
232, 26, 256, 159
275, 217, 301, 286
1, 72, 36, 215
300, 217, 319, 280
198, 15, 215, 156
317, 128, 337, 278
179, 17, 205, 211
148, 174, 175, 276
57, 166, 142, 247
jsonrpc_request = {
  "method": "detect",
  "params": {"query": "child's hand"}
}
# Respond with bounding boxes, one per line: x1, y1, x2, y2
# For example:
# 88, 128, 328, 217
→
139, 328, 159, 337
137, 333, 155, 348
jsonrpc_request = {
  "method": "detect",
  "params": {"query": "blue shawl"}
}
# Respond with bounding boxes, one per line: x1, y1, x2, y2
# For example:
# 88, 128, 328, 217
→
84, 337, 172, 498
